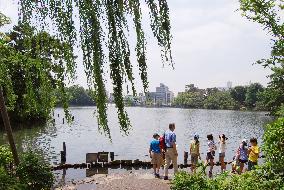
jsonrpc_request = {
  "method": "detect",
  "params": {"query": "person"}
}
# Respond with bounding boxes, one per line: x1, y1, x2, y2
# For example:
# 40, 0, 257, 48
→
159, 132, 166, 165
235, 139, 248, 173
189, 134, 201, 173
163, 123, 178, 180
248, 138, 260, 171
149, 133, 163, 178
206, 134, 216, 177
218, 134, 228, 172
231, 156, 241, 174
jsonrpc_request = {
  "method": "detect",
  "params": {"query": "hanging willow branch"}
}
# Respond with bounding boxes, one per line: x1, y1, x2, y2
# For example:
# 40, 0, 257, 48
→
13, 0, 173, 138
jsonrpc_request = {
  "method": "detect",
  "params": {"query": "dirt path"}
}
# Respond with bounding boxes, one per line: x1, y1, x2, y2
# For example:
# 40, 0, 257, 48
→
56, 173, 172, 190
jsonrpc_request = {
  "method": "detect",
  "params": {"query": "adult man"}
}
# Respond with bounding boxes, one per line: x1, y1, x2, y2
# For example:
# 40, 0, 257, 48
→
164, 123, 178, 180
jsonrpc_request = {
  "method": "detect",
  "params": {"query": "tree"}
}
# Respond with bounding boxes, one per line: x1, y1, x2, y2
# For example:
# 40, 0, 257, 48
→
204, 91, 237, 110
240, 0, 284, 115
0, 24, 74, 124
245, 83, 264, 108
1, 0, 173, 138
230, 86, 247, 106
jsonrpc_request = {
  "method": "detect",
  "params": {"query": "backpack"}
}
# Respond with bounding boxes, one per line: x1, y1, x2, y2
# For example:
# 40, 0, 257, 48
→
159, 134, 166, 150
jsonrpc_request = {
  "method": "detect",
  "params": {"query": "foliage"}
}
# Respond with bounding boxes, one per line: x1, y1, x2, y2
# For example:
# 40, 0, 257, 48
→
245, 83, 264, 108
57, 85, 96, 106
174, 91, 205, 108
0, 13, 11, 27
16, 151, 54, 190
262, 117, 284, 172
7, 0, 174, 138
240, 0, 284, 116
172, 167, 284, 190
0, 167, 26, 190
0, 145, 13, 168
0, 23, 75, 124
230, 86, 247, 106
204, 91, 238, 110
174, 84, 267, 110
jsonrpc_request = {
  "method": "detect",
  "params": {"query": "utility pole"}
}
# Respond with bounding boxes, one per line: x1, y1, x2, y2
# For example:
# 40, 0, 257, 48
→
0, 87, 19, 165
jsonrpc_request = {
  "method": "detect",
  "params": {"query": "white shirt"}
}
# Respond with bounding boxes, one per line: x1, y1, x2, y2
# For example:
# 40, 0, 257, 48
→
219, 142, 226, 153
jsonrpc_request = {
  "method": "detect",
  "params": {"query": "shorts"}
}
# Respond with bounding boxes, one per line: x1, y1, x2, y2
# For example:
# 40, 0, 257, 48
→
191, 154, 198, 165
248, 160, 257, 171
151, 152, 162, 166
206, 151, 215, 160
219, 152, 225, 158
238, 159, 248, 163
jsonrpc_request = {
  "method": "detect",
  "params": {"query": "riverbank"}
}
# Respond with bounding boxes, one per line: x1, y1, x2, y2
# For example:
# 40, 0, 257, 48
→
55, 172, 172, 190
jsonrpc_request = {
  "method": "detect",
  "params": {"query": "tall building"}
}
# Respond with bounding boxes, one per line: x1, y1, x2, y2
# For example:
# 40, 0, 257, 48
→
147, 83, 174, 106
227, 81, 233, 89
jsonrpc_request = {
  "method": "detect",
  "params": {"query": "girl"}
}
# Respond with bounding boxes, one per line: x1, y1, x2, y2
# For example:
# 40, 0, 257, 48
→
219, 134, 228, 172
190, 134, 201, 173
206, 134, 216, 177
235, 139, 248, 174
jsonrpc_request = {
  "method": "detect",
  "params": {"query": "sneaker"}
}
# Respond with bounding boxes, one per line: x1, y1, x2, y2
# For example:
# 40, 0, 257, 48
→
155, 173, 160, 178
164, 176, 168, 180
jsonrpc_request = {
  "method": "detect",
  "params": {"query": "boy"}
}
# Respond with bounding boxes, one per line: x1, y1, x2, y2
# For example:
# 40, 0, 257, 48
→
149, 133, 162, 178
248, 138, 260, 171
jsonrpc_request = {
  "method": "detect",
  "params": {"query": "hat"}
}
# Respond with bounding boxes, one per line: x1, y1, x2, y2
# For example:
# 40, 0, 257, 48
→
153, 133, 160, 138
242, 139, 248, 144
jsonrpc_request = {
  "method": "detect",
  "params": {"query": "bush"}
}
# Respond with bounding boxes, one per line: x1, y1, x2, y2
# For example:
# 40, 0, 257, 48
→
171, 168, 284, 190
262, 117, 284, 173
0, 145, 13, 168
16, 151, 54, 190
0, 166, 26, 190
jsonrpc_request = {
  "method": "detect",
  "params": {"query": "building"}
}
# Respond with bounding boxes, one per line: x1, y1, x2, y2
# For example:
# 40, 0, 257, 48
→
227, 81, 233, 89
147, 83, 174, 106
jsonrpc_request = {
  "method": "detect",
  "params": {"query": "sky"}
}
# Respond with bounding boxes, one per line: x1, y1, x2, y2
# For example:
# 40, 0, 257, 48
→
0, 0, 273, 94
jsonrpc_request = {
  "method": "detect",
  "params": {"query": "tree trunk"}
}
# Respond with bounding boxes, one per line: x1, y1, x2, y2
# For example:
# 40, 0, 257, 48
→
0, 87, 19, 165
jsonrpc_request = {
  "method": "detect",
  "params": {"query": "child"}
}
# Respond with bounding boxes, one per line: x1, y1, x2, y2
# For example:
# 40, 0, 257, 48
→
235, 139, 248, 174
219, 134, 228, 172
206, 134, 216, 177
248, 138, 260, 171
149, 133, 162, 178
190, 134, 201, 173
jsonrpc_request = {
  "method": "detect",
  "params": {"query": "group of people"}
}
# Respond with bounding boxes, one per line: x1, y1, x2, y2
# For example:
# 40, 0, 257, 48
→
149, 123, 260, 179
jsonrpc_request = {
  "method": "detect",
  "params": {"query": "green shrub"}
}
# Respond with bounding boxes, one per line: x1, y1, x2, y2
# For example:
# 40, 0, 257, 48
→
16, 151, 54, 190
0, 166, 26, 190
262, 117, 284, 172
172, 171, 209, 190
171, 168, 284, 190
0, 145, 13, 168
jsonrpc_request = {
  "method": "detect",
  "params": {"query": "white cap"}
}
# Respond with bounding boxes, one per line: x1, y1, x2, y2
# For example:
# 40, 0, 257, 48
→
242, 139, 248, 143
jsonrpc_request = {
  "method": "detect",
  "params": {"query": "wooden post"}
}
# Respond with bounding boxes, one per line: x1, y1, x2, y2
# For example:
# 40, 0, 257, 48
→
62, 118, 64, 124
0, 87, 19, 165
184, 151, 188, 165
61, 142, 66, 163
110, 152, 114, 161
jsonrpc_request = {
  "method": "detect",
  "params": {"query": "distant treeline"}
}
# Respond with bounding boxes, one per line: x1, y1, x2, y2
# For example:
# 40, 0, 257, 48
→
173, 83, 268, 111
56, 85, 96, 107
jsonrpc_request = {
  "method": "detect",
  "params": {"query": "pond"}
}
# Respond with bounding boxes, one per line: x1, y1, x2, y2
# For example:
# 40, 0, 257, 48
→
0, 107, 272, 182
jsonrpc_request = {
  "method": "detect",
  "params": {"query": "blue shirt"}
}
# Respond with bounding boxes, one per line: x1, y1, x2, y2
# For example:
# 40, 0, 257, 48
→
150, 139, 161, 153
165, 130, 176, 148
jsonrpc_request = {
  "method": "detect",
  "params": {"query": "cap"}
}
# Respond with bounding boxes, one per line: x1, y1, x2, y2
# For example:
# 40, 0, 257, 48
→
242, 139, 248, 144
